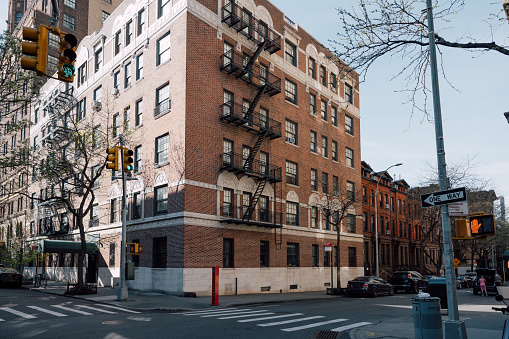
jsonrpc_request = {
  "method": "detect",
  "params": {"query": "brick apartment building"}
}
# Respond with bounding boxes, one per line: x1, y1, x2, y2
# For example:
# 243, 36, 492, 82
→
9, 0, 363, 296
361, 162, 441, 279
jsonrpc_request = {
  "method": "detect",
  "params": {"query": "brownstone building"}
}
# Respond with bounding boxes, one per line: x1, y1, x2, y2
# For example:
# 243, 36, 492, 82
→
361, 162, 441, 280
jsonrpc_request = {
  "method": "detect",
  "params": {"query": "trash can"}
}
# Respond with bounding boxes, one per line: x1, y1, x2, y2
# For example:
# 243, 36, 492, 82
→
412, 296, 443, 339
428, 278, 447, 309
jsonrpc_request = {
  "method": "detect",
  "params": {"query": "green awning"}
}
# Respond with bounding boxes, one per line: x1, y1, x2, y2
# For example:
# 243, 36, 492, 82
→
38, 240, 98, 254
503, 250, 509, 261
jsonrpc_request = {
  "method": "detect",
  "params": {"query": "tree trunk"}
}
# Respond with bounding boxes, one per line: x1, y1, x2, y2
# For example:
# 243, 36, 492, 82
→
336, 228, 341, 290
77, 216, 86, 289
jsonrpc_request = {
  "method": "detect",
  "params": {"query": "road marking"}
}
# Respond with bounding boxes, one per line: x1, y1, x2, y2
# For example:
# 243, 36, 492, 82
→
238, 313, 304, 323
258, 316, 325, 327
0, 318, 4, 322
27, 306, 68, 317
217, 312, 275, 319
183, 308, 249, 316
330, 321, 372, 332
76, 305, 117, 314
52, 305, 93, 315
201, 310, 266, 318
282, 318, 348, 332
182, 308, 241, 315
0, 307, 37, 319
97, 304, 141, 314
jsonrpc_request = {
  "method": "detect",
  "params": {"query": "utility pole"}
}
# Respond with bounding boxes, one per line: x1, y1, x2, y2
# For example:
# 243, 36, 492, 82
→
117, 134, 128, 301
426, 1, 467, 338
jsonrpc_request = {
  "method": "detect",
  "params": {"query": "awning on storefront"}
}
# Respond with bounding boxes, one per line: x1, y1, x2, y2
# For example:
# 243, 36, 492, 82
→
38, 240, 98, 254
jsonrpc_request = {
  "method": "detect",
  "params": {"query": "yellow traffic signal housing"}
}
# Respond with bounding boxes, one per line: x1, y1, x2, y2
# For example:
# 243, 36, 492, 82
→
56, 30, 78, 83
106, 147, 119, 171
454, 219, 471, 239
21, 25, 49, 76
126, 243, 143, 255
123, 148, 134, 173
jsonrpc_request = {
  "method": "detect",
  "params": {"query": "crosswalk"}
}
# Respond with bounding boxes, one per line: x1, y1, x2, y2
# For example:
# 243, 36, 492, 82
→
0, 303, 140, 322
180, 307, 371, 333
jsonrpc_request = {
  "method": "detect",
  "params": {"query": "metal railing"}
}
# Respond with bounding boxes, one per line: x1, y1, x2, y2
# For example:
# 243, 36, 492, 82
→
220, 101, 281, 137
220, 205, 283, 226
220, 151, 282, 181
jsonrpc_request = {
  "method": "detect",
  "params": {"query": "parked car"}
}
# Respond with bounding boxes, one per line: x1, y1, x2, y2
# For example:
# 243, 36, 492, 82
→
0, 268, 23, 288
388, 271, 428, 293
464, 272, 477, 285
346, 276, 394, 298
473, 268, 503, 295
456, 275, 470, 288
424, 275, 439, 281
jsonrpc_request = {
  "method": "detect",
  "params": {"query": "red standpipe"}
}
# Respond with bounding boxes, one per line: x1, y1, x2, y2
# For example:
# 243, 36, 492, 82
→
212, 266, 219, 306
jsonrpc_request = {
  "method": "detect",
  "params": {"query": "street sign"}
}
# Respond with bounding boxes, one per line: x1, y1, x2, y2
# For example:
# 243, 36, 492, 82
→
448, 202, 468, 216
420, 187, 467, 208
324, 242, 332, 252
454, 258, 460, 269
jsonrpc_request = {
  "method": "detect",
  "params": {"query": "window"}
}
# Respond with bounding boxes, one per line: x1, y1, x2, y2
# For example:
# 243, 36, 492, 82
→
157, 32, 171, 66
260, 241, 269, 267
242, 191, 251, 216
114, 30, 121, 55
223, 139, 233, 165
320, 65, 326, 86
158, 0, 171, 18
242, 145, 251, 170
132, 193, 142, 219
112, 113, 119, 137
310, 130, 317, 153
348, 247, 357, 267
324, 248, 331, 267
134, 145, 141, 172
286, 202, 298, 226
241, 9, 253, 38
110, 198, 117, 223
332, 140, 338, 161
135, 99, 142, 126
333, 176, 339, 196
259, 107, 268, 129
102, 11, 110, 23
223, 42, 233, 67
322, 136, 328, 158
258, 151, 268, 176
285, 119, 297, 145
15, 12, 21, 21
94, 47, 103, 72
331, 106, 337, 127
136, 53, 143, 80
311, 168, 318, 191
155, 83, 170, 116
152, 237, 167, 268
345, 83, 353, 104
223, 238, 234, 268
323, 211, 330, 230
285, 40, 296, 66
309, 94, 316, 116
285, 79, 297, 104
259, 195, 269, 222
93, 125, 101, 149
94, 85, 102, 102
126, 20, 133, 46
347, 181, 355, 201
109, 243, 115, 267
91, 203, 98, 225
77, 63, 86, 87
311, 206, 318, 229
321, 100, 327, 121
91, 165, 100, 188
322, 172, 329, 194
34, 108, 39, 124
155, 185, 168, 214
331, 73, 337, 92
137, 9, 145, 36
345, 115, 354, 135
124, 62, 131, 88
260, 64, 268, 85
309, 57, 316, 79
223, 188, 234, 217
287, 243, 300, 267
63, 14, 76, 30
286, 160, 298, 185
346, 147, 354, 168
155, 133, 168, 164
347, 214, 356, 233
312, 244, 319, 267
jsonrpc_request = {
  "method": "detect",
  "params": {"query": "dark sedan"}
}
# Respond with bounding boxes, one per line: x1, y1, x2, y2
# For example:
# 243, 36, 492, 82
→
388, 271, 428, 293
0, 268, 23, 288
346, 276, 394, 298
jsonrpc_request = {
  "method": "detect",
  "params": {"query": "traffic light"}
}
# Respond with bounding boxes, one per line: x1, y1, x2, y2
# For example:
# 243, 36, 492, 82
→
122, 148, 134, 173
126, 243, 143, 255
20, 25, 49, 76
106, 147, 119, 171
469, 214, 496, 236
57, 29, 77, 83
454, 218, 471, 239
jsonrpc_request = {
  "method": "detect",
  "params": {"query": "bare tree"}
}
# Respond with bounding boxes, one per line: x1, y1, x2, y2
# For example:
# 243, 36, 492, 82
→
330, 0, 509, 118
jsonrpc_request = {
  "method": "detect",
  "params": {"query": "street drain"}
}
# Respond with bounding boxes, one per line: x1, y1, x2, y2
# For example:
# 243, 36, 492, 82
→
313, 330, 340, 339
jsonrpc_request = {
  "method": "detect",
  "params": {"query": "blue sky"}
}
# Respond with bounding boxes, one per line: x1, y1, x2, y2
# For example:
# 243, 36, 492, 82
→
1, 1, 507, 208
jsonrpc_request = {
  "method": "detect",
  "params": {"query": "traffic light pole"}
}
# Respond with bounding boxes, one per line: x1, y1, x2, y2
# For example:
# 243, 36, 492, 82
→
117, 135, 128, 301
426, 1, 466, 338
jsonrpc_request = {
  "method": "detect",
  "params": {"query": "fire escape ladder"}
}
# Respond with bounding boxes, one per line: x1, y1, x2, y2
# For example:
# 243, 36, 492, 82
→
242, 130, 267, 171
242, 177, 268, 221
245, 40, 267, 70
274, 181, 282, 248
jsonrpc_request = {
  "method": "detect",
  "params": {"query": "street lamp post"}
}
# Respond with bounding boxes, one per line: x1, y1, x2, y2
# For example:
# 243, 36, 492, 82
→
370, 163, 402, 277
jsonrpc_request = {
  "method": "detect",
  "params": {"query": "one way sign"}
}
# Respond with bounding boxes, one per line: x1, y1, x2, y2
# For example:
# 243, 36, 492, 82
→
421, 187, 467, 208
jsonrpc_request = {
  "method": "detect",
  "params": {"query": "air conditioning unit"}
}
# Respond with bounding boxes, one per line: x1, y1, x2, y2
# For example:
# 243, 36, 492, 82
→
111, 87, 119, 96
385, 204, 390, 209
386, 230, 391, 235
91, 100, 102, 111
286, 137, 295, 144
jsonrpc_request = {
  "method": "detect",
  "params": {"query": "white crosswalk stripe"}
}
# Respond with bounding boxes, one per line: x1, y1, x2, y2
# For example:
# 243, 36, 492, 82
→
52, 305, 93, 315
282, 318, 348, 332
183, 308, 250, 316
201, 310, 265, 318
0, 307, 37, 319
97, 304, 141, 314
217, 312, 275, 320
27, 306, 68, 317
237, 313, 304, 323
257, 315, 325, 327
182, 308, 242, 315
75, 305, 117, 314
0, 318, 5, 322
330, 321, 372, 332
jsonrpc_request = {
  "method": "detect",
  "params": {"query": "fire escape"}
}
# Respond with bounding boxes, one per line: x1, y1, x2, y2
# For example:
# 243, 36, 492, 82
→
219, 1, 283, 230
